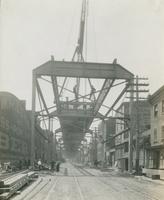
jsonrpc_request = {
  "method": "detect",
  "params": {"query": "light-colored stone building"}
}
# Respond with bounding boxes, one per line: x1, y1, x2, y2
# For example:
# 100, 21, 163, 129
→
97, 118, 116, 166
148, 85, 164, 169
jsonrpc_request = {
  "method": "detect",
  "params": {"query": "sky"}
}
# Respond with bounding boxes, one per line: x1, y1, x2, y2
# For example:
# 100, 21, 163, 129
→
0, 0, 164, 110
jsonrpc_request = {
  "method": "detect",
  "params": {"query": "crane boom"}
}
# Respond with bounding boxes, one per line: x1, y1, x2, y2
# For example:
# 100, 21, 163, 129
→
72, 0, 88, 101
72, 0, 87, 62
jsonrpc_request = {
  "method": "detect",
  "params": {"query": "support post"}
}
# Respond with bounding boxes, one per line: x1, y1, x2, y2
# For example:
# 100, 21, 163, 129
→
48, 117, 51, 164
31, 73, 36, 168
135, 75, 140, 174
53, 122, 57, 160
128, 78, 134, 173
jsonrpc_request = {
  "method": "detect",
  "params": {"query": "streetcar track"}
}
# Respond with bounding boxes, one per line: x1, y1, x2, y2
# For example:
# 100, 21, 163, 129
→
94, 175, 160, 200
73, 176, 86, 200
10, 164, 163, 200
44, 177, 60, 200
74, 165, 94, 176
74, 165, 160, 199
95, 176, 160, 200
74, 165, 119, 192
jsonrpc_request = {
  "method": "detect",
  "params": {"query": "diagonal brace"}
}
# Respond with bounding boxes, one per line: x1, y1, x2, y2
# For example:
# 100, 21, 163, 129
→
94, 79, 115, 115
36, 79, 49, 115
105, 83, 130, 117
51, 76, 60, 112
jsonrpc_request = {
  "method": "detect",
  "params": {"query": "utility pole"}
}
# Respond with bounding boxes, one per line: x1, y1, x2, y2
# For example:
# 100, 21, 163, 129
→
127, 76, 149, 174
53, 119, 57, 161
128, 78, 134, 173
93, 127, 98, 165
135, 76, 140, 174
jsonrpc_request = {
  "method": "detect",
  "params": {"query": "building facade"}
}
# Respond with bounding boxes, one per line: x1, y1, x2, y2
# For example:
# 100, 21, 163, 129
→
97, 118, 116, 166
0, 92, 56, 170
0, 92, 31, 168
114, 101, 151, 171
148, 85, 164, 169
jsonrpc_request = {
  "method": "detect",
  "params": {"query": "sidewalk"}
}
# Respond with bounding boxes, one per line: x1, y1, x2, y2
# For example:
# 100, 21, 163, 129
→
134, 175, 164, 185
84, 166, 131, 177
84, 166, 164, 185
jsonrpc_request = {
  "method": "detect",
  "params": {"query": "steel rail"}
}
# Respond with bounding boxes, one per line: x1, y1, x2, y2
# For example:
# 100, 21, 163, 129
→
73, 176, 86, 200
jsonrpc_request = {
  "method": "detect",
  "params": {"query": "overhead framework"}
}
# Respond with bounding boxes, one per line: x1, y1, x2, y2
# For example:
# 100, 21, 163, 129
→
31, 59, 134, 162
30, 0, 134, 165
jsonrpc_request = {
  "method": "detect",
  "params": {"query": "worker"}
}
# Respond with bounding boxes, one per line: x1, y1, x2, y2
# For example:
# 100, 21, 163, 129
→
38, 159, 42, 171
113, 58, 117, 64
90, 85, 96, 100
51, 161, 55, 171
73, 84, 78, 100
56, 161, 60, 172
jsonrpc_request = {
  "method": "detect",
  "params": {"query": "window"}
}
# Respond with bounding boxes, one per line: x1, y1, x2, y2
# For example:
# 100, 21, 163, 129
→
154, 104, 158, 117
162, 100, 164, 113
154, 128, 157, 143
161, 126, 164, 140
0, 116, 5, 129
124, 142, 129, 152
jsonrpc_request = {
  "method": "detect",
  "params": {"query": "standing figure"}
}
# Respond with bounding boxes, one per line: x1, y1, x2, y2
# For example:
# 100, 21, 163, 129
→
90, 85, 96, 101
56, 161, 60, 172
38, 159, 42, 171
73, 84, 78, 100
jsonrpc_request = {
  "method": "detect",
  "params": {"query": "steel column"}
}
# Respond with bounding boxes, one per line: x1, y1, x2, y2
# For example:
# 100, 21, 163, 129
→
31, 73, 37, 167
128, 78, 134, 173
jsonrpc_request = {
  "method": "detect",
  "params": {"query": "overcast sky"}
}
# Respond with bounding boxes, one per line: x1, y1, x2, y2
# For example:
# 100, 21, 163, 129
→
0, 0, 164, 109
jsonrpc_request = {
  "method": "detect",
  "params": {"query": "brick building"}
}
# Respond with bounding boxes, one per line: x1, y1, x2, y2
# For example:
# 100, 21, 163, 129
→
114, 101, 151, 171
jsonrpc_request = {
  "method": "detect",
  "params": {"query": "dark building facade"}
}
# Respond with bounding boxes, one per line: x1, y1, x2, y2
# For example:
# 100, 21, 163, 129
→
0, 92, 31, 167
0, 92, 55, 169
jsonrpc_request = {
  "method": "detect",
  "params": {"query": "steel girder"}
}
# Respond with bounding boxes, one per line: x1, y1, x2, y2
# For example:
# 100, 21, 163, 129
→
31, 59, 134, 165
33, 60, 133, 79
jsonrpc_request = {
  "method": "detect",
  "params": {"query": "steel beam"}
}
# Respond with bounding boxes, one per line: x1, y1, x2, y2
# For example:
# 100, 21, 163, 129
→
51, 76, 60, 112
105, 83, 130, 117
94, 79, 114, 115
34, 60, 134, 79
59, 77, 67, 96
36, 79, 49, 115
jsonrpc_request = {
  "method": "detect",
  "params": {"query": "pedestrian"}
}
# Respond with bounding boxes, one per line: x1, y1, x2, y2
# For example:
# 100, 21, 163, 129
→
56, 161, 60, 172
38, 159, 42, 171
51, 161, 55, 171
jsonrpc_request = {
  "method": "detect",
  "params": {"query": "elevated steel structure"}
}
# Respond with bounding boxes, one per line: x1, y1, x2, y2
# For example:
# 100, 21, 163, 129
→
30, 0, 134, 166
31, 60, 133, 163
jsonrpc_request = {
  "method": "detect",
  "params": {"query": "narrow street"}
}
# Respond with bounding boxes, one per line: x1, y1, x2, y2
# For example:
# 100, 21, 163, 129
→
12, 163, 164, 200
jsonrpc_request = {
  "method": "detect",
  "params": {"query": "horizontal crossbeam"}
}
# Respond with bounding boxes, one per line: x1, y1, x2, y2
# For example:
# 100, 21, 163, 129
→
34, 60, 133, 79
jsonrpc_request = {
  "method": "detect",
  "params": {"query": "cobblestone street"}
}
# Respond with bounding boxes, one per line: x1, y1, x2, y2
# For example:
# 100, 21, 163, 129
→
12, 163, 164, 200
